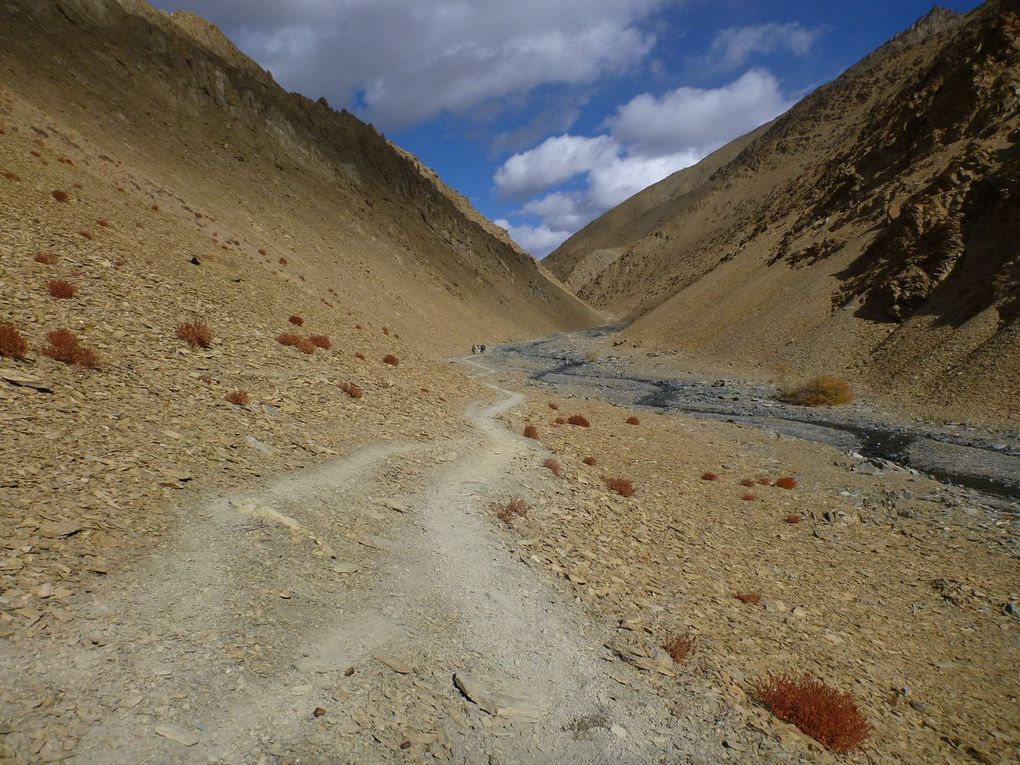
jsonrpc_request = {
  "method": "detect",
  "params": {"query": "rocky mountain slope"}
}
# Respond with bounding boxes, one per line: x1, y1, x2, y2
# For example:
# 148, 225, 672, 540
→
545, 0, 1019, 424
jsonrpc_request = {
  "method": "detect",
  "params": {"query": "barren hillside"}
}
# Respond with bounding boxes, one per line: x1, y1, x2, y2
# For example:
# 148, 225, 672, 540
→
546, 0, 1019, 424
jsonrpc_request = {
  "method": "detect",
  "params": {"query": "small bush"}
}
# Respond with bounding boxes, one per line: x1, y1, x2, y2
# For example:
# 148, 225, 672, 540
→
548, 402, 559, 410
753, 673, 870, 753
383, 354, 399, 367
176, 322, 213, 348
96, 218, 110, 228
782, 376, 854, 407
341, 382, 363, 399
775, 476, 798, 490
382, 326, 390, 336
491, 497, 529, 525
296, 337, 316, 354
41, 328, 101, 369
309, 334, 331, 349
34, 252, 58, 265
701, 471, 719, 481
784, 514, 802, 524
47, 280, 75, 299
288, 315, 304, 326
279, 257, 288, 266
583, 456, 597, 466
78, 230, 93, 240
604, 477, 635, 497
354, 351, 366, 360
554, 416, 566, 425
225, 390, 249, 406
663, 633, 697, 664
2, 170, 20, 181
757, 476, 773, 486
625, 416, 640, 425
739, 478, 756, 487
543, 458, 562, 477
0, 322, 29, 359
735, 592, 762, 605
567, 414, 590, 427
523, 424, 539, 440
741, 492, 757, 501
51, 190, 69, 202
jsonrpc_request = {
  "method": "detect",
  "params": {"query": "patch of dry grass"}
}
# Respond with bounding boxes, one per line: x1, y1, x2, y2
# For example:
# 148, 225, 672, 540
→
782, 376, 854, 407
753, 674, 870, 753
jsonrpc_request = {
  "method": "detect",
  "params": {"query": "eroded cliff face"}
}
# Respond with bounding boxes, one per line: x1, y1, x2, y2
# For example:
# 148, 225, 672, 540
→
544, 1, 1019, 422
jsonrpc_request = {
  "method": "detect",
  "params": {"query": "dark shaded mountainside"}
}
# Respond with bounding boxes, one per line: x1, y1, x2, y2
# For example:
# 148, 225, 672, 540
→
0, 0, 597, 351
546, 1, 1019, 423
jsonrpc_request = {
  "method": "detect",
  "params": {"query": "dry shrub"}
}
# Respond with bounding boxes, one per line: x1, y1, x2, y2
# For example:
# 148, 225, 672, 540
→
47, 280, 75, 299
741, 492, 757, 501
225, 390, 249, 406
296, 337, 316, 354
2, 170, 20, 181
784, 514, 802, 524
176, 322, 213, 348
554, 416, 566, 425
567, 414, 590, 427
309, 334, 331, 349
548, 402, 559, 410
735, 591, 762, 605
354, 351, 366, 361
543, 458, 562, 477
383, 354, 399, 367
277, 333, 301, 347
151, 204, 159, 212
739, 478, 756, 487
583, 456, 597, 466
757, 476, 773, 486
625, 416, 640, 425
701, 471, 719, 481
753, 674, 870, 753
96, 218, 110, 227
491, 496, 529, 525
604, 476, 635, 497
341, 382, 363, 399
775, 476, 798, 490
382, 326, 390, 335
783, 375, 854, 407
523, 424, 539, 440
288, 315, 304, 326
78, 230, 93, 240
51, 189, 68, 202
42, 328, 101, 369
0, 322, 29, 359
279, 257, 288, 266
663, 633, 697, 664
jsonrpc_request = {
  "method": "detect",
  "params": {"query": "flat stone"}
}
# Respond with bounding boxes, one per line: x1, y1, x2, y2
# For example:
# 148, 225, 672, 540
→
0, 370, 52, 392
453, 672, 545, 721
374, 655, 411, 674
153, 723, 199, 746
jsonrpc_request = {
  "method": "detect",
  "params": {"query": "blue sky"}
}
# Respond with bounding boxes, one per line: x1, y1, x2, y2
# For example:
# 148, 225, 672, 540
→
152, 0, 983, 256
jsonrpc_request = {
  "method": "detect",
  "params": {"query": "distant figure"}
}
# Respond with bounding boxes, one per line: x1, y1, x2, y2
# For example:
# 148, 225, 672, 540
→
471, 344, 487, 355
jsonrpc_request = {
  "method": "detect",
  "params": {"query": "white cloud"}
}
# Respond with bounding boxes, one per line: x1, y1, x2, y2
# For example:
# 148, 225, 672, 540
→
162, 0, 666, 129
606, 69, 790, 157
704, 22, 827, 72
495, 69, 793, 256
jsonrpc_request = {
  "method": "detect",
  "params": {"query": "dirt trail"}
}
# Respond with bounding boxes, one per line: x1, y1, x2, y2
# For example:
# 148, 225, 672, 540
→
1, 376, 690, 763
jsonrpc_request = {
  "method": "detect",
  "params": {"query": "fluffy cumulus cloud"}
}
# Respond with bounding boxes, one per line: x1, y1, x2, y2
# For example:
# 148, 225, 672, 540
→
703, 22, 827, 72
164, 0, 665, 128
494, 70, 793, 256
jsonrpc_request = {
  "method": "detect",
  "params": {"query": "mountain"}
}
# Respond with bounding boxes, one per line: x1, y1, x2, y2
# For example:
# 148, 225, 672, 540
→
545, 1, 1019, 423
0, 0, 597, 354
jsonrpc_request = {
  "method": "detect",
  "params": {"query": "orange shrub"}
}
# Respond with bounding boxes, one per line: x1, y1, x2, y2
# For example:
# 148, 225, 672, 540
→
279, 257, 288, 266
775, 476, 798, 490
47, 280, 75, 299
341, 382, 363, 399
663, 633, 697, 664
583, 456, 597, 466
309, 334, 331, 349
491, 496, 529, 525
567, 414, 590, 427
739, 478, 756, 487
0, 322, 28, 359
735, 591, 762, 605
288, 315, 304, 326
296, 337, 316, 354
225, 390, 249, 406
604, 477, 635, 497
2, 170, 20, 181
277, 333, 301, 347
382, 326, 390, 335
543, 458, 562, 477
523, 424, 539, 440
784, 514, 802, 524
96, 218, 110, 227
354, 351, 366, 360
625, 416, 640, 425
757, 476, 772, 486
701, 471, 719, 481
176, 322, 213, 348
741, 492, 757, 501
554, 416, 566, 425
78, 230, 93, 240
782, 375, 854, 407
383, 354, 399, 367
34, 252, 58, 264
753, 674, 870, 753
51, 190, 68, 202
41, 328, 101, 369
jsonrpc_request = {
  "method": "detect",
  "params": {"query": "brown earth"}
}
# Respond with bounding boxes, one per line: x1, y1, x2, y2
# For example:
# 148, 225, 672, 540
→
545, 0, 1019, 426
